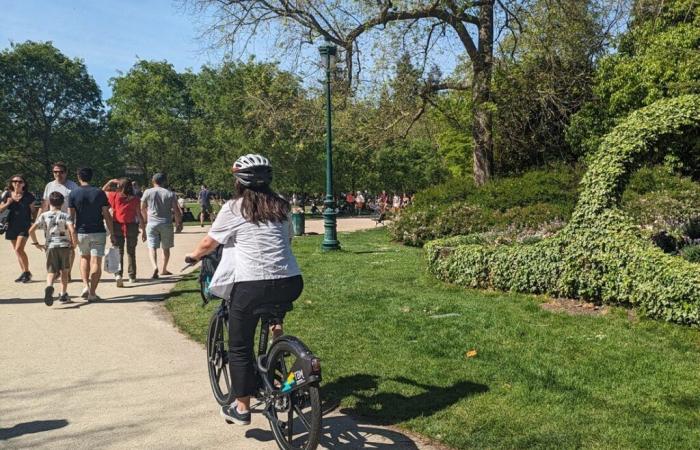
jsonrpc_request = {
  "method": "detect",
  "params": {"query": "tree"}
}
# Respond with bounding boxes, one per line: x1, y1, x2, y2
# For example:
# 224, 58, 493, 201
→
189, 0, 533, 185
566, 0, 700, 160
108, 60, 197, 191
492, 0, 614, 172
0, 41, 106, 185
188, 61, 325, 193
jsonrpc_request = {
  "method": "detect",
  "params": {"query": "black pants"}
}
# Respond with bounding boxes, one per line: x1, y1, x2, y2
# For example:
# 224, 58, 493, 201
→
228, 275, 303, 398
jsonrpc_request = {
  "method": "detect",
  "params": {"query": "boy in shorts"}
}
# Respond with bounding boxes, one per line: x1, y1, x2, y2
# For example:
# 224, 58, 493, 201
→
29, 192, 76, 306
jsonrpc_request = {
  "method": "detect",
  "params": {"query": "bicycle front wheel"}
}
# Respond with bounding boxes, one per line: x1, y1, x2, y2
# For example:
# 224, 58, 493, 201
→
206, 311, 234, 405
266, 340, 322, 450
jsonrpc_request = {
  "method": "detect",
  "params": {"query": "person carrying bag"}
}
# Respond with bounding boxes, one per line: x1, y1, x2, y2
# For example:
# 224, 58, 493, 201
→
102, 177, 146, 286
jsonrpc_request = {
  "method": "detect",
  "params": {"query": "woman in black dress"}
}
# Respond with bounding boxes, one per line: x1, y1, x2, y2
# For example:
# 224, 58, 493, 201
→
0, 174, 37, 282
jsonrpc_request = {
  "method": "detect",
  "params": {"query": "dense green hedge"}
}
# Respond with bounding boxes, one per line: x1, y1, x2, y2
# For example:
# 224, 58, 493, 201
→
426, 95, 700, 326
390, 166, 580, 246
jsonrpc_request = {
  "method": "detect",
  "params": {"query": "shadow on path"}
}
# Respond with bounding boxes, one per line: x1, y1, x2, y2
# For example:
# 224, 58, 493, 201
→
0, 419, 69, 440
246, 415, 427, 449
246, 374, 486, 449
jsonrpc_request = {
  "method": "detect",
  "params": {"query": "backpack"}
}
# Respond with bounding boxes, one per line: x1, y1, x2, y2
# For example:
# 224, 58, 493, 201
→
199, 244, 224, 304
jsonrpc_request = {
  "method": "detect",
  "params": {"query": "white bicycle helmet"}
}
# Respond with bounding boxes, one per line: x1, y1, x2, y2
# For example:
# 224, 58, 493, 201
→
232, 154, 273, 187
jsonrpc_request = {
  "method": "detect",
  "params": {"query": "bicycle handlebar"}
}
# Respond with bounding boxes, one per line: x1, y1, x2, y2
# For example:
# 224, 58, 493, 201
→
181, 256, 199, 272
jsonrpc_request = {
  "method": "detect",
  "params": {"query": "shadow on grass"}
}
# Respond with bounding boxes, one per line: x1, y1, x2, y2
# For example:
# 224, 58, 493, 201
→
322, 374, 488, 425
0, 419, 68, 440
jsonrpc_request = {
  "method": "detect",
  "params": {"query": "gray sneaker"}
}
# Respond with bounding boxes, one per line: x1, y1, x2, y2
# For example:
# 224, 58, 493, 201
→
220, 403, 251, 425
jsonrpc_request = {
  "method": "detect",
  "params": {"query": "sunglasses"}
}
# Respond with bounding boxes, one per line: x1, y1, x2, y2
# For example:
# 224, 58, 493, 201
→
11, 179, 24, 183
53, 170, 66, 174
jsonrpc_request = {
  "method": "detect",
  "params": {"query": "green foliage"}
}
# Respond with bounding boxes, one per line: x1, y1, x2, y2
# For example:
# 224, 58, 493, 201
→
566, 0, 700, 161
187, 61, 323, 193
427, 95, 700, 326
493, 0, 605, 172
108, 60, 197, 191
390, 165, 580, 246
681, 245, 700, 263
0, 41, 113, 186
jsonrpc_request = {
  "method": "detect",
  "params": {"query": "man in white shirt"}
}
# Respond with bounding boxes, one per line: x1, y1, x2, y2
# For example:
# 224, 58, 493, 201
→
42, 162, 79, 213
42, 162, 80, 276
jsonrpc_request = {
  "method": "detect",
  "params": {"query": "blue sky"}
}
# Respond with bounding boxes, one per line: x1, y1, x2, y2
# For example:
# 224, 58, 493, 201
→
0, 0, 463, 99
0, 0, 231, 99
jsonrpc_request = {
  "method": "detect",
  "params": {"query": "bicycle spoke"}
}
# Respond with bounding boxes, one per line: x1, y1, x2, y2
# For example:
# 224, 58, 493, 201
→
294, 404, 312, 432
287, 399, 294, 444
222, 364, 231, 391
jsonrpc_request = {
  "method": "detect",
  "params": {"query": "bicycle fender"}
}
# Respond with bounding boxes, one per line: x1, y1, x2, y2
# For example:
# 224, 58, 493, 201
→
273, 336, 322, 385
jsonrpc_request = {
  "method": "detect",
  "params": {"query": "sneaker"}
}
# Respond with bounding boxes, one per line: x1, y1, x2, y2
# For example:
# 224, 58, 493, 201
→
44, 286, 54, 306
87, 294, 101, 302
115, 275, 124, 288
58, 293, 71, 303
81, 287, 89, 299
22, 272, 32, 283
14, 272, 27, 283
151, 269, 159, 280
220, 402, 251, 425
129, 277, 137, 284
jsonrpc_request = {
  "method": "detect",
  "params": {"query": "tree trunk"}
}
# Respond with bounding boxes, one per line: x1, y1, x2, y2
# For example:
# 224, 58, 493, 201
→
472, 2, 495, 186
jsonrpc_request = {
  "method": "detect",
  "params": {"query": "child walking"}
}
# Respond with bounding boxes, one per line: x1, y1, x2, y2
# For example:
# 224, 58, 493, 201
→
29, 192, 76, 306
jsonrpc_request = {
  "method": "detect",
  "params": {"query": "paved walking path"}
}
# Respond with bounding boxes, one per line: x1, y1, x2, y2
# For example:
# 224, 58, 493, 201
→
0, 219, 440, 449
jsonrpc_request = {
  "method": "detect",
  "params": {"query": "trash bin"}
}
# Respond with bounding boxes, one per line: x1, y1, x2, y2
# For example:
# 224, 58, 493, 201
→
291, 212, 305, 236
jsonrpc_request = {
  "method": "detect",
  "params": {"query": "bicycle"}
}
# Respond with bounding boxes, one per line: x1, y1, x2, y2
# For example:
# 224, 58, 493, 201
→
184, 256, 323, 450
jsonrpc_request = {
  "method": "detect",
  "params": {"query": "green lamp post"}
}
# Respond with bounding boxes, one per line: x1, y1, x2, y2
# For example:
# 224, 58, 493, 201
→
319, 41, 341, 251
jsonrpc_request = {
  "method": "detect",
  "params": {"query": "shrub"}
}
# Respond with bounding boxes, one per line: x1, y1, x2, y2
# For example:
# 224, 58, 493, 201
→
391, 165, 580, 246
426, 95, 700, 326
681, 245, 700, 263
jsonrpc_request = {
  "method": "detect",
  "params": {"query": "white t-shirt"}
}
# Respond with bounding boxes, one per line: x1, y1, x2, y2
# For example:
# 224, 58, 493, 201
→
207, 199, 301, 299
43, 180, 80, 213
34, 210, 74, 248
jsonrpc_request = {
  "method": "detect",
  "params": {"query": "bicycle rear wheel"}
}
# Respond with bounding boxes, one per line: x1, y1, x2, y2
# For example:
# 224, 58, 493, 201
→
207, 311, 235, 405
266, 340, 321, 450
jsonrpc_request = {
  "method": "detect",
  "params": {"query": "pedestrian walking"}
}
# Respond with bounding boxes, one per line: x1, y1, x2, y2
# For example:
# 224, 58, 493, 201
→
103, 177, 145, 286
198, 184, 212, 227
29, 192, 76, 305
141, 173, 183, 279
392, 193, 401, 213
42, 162, 79, 213
355, 191, 365, 214
0, 174, 37, 282
42, 161, 80, 277
68, 167, 116, 301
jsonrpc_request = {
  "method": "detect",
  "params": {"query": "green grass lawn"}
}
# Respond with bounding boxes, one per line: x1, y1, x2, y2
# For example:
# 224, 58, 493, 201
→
165, 229, 700, 449
183, 202, 220, 226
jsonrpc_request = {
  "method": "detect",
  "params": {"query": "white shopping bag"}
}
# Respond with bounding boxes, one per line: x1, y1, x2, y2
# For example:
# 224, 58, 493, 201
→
104, 247, 120, 274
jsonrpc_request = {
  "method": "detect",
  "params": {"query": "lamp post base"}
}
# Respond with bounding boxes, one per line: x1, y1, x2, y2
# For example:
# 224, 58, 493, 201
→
321, 205, 341, 251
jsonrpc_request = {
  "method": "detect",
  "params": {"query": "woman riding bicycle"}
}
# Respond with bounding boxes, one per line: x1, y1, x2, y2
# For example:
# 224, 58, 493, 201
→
186, 154, 302, 425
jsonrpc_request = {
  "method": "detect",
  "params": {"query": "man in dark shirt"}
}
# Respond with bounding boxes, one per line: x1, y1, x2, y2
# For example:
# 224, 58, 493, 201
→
68, 167, 115, 302
198, 184, 211, 227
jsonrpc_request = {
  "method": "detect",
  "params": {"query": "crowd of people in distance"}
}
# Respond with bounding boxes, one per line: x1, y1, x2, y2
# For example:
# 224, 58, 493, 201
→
292, 190, 413, 216
0, 162, 183, 305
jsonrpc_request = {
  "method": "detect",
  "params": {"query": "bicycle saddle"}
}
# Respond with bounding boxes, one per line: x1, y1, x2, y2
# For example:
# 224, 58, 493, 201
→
252, 302, 294, 316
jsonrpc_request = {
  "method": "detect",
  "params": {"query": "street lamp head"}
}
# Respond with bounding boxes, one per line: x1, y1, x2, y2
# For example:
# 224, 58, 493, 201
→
318, 42, 337, 70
